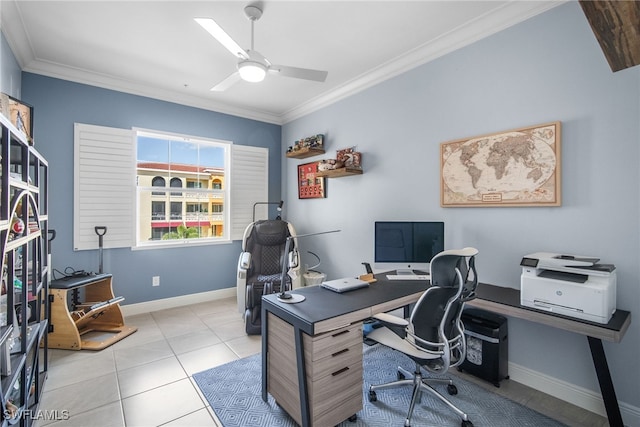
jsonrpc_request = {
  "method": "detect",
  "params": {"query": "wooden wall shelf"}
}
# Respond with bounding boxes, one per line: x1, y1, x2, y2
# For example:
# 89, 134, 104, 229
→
286, 147, 325, 159
316, 167, 363, 178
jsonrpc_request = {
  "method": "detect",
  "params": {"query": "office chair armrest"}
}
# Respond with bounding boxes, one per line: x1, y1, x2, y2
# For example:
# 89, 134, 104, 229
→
238, 252, 251, 271
373, 312, 408, 327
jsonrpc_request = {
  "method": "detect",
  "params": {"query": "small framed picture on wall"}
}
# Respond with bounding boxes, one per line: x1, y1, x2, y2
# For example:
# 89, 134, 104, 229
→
298, 162, 326, 199
1, 94, 34, 144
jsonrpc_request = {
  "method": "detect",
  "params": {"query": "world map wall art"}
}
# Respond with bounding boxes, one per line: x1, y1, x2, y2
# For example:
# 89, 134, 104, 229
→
440, 122, 561, 207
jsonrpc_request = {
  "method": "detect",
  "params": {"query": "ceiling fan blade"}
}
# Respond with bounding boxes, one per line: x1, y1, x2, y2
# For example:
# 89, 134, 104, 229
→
270, 65, 328, 82
195, 18, 249, 60
211, 72, 242, 91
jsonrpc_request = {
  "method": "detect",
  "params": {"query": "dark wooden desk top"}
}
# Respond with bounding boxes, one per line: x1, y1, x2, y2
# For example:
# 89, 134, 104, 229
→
262, 274, 631, 343
262, 276, 428, 335
50, 273, 112, 290
469, 283, 631, 343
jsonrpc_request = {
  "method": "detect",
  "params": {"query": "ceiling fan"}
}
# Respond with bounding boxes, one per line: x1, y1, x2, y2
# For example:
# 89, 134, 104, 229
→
195, 4, 329, 91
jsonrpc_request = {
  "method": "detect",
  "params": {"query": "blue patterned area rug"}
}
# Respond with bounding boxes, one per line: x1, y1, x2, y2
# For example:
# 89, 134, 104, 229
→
193, 344, 566, 427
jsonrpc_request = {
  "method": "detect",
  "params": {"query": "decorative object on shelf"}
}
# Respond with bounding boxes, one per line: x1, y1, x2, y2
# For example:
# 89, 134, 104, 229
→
315, 146, 364, 178
297, 162, 326, 199
336, 146, 362, 169
287, 134, 324, 155
440, 121, 561, 207
317, 158, 343, 171
1, 93, 34, 145
9, 213, 25, 240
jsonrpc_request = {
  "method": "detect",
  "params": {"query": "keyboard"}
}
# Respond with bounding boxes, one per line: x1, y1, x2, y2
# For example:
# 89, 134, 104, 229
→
386, 274, 429, 281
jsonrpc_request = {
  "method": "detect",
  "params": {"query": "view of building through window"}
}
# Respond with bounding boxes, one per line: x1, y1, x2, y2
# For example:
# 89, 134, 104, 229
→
136, 131, 229, 245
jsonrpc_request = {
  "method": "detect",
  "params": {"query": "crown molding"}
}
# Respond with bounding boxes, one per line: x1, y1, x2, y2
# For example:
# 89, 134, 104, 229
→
21, 58, 283, 124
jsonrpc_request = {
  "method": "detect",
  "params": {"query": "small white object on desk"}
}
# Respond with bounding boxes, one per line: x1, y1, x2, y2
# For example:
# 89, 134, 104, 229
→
386, 274, 429, 281
321, 277, 369, 293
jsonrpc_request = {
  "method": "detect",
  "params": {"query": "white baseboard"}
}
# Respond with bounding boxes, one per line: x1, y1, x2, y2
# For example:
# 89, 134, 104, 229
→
120, 287, 236, 317
509, 362, 640, 426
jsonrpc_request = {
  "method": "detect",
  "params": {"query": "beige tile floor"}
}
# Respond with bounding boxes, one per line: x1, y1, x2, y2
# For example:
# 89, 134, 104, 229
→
34, 296, 608, 427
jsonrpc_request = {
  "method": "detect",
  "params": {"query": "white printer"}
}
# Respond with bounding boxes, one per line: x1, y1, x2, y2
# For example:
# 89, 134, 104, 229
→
520, 252, 616, 324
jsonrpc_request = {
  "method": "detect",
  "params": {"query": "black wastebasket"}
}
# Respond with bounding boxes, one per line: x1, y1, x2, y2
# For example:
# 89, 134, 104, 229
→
459, 307, 509, 387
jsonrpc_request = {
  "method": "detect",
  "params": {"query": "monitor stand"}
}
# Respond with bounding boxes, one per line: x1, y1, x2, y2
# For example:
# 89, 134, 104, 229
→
396, 269, 415, 275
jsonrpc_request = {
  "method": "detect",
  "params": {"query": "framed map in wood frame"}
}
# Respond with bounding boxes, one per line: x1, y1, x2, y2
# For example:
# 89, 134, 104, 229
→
298, 162, 326, 199
441, 121, 561, 207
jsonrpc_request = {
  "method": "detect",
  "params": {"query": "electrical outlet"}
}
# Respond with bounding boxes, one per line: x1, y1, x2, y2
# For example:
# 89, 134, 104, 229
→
152, 276, 160, 287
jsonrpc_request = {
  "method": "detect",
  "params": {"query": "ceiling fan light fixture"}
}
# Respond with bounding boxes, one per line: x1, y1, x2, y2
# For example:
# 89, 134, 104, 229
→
238, 60, 267, 82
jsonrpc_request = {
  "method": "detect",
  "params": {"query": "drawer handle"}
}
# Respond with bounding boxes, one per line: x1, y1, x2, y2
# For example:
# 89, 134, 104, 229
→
332, 367, 350, 377
331, 330, 350, 337
331, 348, 349, 357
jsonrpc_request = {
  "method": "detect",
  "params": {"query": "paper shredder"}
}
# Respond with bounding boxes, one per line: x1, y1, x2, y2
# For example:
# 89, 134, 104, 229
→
459, 307, 509, 387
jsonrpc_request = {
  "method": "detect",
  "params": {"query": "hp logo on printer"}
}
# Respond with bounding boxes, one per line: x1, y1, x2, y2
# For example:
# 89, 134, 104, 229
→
556, 290, 563, 296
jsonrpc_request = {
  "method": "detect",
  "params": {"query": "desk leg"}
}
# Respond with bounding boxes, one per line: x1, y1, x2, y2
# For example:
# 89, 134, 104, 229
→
587, 336, 624, 427
261, 305, 268, 402
295, 326, 310, 427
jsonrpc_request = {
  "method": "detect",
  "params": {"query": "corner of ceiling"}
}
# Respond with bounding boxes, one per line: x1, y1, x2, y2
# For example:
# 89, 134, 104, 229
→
280, 0, 565, 125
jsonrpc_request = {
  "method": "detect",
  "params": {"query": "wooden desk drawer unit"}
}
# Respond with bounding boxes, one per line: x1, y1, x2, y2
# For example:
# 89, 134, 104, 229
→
267, 313, 363, 426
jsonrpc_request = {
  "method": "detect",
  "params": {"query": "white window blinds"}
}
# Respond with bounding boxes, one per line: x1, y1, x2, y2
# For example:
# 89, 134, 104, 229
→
230, 145, 269, 241
74, 123, 269, 249
74, 123, 135, 250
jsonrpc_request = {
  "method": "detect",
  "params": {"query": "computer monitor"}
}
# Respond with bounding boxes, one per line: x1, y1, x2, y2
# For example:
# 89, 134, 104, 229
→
374, 221, 444, 273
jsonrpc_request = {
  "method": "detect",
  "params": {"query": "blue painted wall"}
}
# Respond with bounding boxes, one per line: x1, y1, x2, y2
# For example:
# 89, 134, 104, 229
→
19, 74, 282, 305
0, 31, 21, 97
282, 2, 639, 419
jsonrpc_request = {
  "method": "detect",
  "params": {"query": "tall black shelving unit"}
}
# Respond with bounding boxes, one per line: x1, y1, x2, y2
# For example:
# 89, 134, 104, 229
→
0, 112, 49, 427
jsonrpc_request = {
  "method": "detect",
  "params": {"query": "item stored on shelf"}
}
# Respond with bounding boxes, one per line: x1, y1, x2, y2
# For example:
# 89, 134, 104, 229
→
287, 134, 324, 154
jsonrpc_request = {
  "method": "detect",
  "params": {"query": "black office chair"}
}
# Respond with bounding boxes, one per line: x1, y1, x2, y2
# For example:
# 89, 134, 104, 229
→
236, 219, 301, 334
367, 247, 479, 427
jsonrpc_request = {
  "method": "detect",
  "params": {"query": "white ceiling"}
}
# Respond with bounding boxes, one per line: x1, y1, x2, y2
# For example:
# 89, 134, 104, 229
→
1, 1, 562, 124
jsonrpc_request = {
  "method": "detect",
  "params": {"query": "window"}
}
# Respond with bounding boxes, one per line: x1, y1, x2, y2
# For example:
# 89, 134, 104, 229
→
170, 177, 182, 196
186, 203, 208, 213
170, 201, 182, 220
74, 123, 268, 251
152, 176, 165, 195
151, 201, 165, 220
136, 129, 230, 247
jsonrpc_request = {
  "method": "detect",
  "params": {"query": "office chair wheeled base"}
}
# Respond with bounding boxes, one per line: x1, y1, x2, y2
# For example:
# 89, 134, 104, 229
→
368, 363, 473, 427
